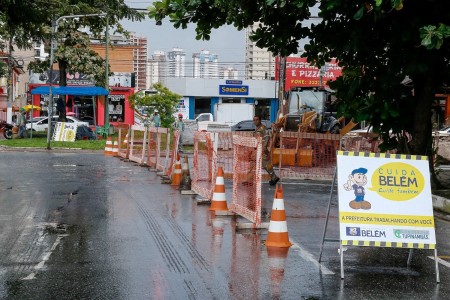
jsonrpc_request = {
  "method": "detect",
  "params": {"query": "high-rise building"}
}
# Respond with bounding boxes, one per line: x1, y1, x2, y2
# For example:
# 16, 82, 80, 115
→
192, 50, 219, 79
129, 33, 148, 90
245, 23, 275, 80
148, 50, 167, 86
219, 67, 239, 79
167, 47, 185, 78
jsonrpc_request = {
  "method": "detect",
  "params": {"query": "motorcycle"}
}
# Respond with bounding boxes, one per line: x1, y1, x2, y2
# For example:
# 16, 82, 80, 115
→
0, 120, 14, 139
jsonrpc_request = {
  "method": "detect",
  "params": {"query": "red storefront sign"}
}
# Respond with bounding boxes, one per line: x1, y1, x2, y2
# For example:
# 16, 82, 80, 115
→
275, 57, 342, 91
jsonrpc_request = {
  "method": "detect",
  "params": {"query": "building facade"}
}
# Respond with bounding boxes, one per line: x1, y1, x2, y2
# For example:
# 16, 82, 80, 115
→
192, 50, 219, 79
245, 23, 275, 80
122, 33, 148, 90
219, 67, 239, 79
165, 77, 278, 123
148, 50, 167, 87
167, 47, 185, 78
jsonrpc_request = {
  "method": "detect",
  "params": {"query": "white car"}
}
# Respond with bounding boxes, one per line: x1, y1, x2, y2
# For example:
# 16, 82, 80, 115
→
26, 116, 89, 132
435, 126, 450, 137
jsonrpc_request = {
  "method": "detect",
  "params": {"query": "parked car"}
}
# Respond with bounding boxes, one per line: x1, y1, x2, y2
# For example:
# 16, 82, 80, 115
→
26, 116, 89, 132
434, 126, 450, 137
231, 119, 272, 131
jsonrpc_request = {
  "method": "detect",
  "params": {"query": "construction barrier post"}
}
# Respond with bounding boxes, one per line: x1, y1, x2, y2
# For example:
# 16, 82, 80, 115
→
265, 183, 293, 248
104, 136, 113, 156
171, 154, 182, 186
209, 166, 229, 212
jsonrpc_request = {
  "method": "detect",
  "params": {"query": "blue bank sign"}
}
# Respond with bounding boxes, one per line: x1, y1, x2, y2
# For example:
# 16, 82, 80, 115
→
219, 85, 249, 95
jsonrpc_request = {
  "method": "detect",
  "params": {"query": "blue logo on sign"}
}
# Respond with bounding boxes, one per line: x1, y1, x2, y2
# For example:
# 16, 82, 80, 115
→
346, 227, 361, 236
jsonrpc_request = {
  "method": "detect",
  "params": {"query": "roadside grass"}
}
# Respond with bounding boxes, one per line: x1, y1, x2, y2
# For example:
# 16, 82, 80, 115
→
0, 132, 106, 150
0, 131, 194, 151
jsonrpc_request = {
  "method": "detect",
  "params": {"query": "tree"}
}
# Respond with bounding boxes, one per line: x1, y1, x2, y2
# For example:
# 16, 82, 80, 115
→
0, 59, 5, 78
8, 0, 144, 118
128, 83, 181, 128
148, 0, 450, 159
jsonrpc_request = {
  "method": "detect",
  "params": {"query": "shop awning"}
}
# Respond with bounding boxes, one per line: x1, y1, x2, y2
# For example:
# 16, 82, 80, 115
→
30, 86, 109, 96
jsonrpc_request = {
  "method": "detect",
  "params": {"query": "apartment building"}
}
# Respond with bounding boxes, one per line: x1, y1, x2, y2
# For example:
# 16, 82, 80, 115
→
245, 23, 275, 80
192, 50, 219, 79
219, 67, 239, 79
167, 47, 185, 78
148, 50, 167, 86
129, 33, 148, 90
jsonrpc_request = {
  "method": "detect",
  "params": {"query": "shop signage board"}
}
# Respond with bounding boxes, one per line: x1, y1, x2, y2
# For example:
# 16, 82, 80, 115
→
335, 151, 439, 281
219, 85, 249, 95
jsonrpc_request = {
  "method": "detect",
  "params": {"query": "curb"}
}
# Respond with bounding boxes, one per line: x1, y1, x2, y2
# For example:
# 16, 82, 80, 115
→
432, 194, 450, 214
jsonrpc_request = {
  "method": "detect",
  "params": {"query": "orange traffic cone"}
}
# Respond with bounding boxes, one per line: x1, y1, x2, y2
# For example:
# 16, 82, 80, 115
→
171, 154, 182, 186
265, 184, 292, 248
112, 140, 119, 156
209, 166, 228, 211
104, 136, 114, 156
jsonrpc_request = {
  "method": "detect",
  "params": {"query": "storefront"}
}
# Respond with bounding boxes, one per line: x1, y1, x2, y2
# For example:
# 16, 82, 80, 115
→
165, 78, 279, 122
29, 85, 135, 126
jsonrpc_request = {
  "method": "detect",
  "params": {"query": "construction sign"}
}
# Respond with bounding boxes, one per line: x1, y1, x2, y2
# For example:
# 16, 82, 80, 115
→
52, 122, 78, 142
336, 151, 436, 249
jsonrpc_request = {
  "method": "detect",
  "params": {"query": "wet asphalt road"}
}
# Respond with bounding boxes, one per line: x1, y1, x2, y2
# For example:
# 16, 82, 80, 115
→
0, 149, 449, 299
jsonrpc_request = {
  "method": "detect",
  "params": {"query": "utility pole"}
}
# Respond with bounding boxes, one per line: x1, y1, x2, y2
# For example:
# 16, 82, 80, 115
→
277, 55, 286, 117
104, 15, 109, 129
6, 36, 14, 124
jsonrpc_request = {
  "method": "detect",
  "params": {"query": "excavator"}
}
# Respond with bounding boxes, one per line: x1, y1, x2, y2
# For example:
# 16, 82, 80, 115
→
271, 87, 357, 167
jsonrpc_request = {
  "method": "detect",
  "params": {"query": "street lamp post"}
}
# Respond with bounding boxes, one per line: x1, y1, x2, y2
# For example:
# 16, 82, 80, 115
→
46, 13, 107, 150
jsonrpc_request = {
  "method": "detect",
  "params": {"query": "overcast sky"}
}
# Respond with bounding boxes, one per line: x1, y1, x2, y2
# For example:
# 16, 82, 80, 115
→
121, 1, 246, 71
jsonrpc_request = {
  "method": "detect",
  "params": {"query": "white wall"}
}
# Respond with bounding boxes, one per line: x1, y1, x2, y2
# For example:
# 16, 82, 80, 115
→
164, 78, 277, 98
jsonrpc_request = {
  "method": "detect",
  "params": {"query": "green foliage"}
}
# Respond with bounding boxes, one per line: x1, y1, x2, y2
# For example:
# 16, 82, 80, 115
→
420, 24, 450, 50
0, 59, 5, 78
147, 0, 450, 156
128, 83, 182, 128
2, 0, 144, 85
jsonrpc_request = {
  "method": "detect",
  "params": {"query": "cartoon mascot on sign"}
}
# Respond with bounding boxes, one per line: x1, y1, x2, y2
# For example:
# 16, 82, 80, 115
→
343, 167, 371, 210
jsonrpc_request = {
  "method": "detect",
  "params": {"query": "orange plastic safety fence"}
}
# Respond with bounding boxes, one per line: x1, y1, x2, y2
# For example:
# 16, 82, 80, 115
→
215, 132, 253, 179
155, 127, 171, 173
117, 124, 130, 159
147, 127, 159, 168
165, 130, 179, 177
230, 135, 262, 226
191, 131, 215, 200
275, 132, 341, 180
340, 134, 386, 153
129, 125, 147, 165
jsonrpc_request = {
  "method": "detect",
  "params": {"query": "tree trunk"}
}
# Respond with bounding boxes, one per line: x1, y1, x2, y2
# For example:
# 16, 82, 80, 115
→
411, 75, 443, 188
